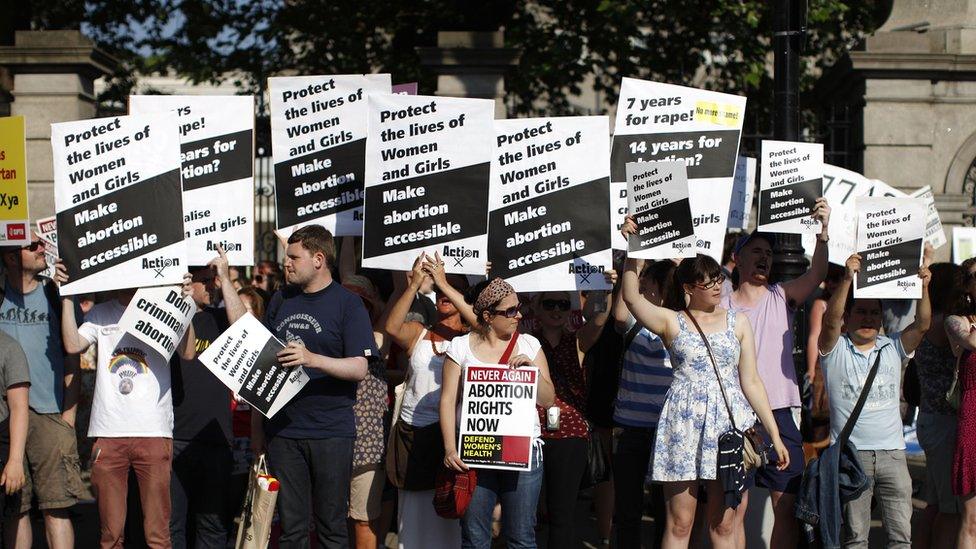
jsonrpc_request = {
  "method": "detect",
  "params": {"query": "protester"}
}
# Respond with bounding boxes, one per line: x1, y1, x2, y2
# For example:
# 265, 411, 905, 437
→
610, 259, 675, 549
385, 253, 476, 549
620, 216, 789, 549
169, 267, 232, 549
533, 279, 613, 549
74, 277, 197, 549
0, 330, 31, 515
440, 278, 556, 549
212, 225, 375, 549
915, 262, 963, 548
818, 249, 932, 548
947, 257, 976, 548
720, 197, 830, 547
0, 236, 83, 549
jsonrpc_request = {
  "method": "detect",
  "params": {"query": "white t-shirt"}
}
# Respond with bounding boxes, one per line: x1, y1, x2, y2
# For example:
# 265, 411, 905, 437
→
79, 300, 173, 438
446, 332, 543, 439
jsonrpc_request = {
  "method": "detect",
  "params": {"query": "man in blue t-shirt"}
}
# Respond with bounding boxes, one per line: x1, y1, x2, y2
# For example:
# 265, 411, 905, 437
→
213, 225, 374, 549
818, 249, 932, 548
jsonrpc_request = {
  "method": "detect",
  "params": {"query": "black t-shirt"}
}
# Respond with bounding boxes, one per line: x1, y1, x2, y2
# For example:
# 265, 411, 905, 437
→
264, 282, 376, 439
171, 307, 232, 445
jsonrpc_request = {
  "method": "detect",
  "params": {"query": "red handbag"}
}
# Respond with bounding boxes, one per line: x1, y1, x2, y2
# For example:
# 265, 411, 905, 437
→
433, 332, 521, 519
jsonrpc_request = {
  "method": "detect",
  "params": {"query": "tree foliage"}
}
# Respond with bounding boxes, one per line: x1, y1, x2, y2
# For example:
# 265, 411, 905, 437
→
11, 0, 890, 126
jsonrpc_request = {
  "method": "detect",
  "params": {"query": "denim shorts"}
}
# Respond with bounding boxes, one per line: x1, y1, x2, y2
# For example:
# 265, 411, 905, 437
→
752, 407, 805, 494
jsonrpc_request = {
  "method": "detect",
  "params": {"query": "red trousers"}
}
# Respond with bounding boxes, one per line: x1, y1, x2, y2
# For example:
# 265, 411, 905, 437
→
91, 437, 173, 549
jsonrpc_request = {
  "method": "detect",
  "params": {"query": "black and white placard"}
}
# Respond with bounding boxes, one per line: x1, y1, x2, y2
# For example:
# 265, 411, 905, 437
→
626, 161, 695, 260
488, 116, 611, 291
612, 78, 746, 261
757, 140, 823, 235
198, 313, 309, 418
270, 74, 391, 238
611, 183, 629, 250
129, 95, 255, 265
910, 186, 947, 250
854, 197, 926, 299
727, 156, 756, 230
362, 94, 493, 274
52, 114, 187, 295
117, 286, 196, 360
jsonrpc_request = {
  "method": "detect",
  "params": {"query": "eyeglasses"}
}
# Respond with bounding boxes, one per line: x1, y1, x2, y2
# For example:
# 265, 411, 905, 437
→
540, 299, 571, 312
22, 241, 44, 252
694, 274, 726, 290
491, 305, 520, 318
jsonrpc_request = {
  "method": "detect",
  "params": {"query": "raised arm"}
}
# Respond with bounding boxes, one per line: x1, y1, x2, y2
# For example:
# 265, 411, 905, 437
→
782, 197, 830, 305
54, 260, 87, 354
619, 217, 677, 340
576, 271, 616, 353
423, 252, 478, 328
736, 313, 790, 470
819, 253, 856, 354
384, 255, 426, 353
612, 281, 632, 334
806, 299, 827, 380
899, 245, 933, 354
338, 236, 358, 283
211, 246, 247, 324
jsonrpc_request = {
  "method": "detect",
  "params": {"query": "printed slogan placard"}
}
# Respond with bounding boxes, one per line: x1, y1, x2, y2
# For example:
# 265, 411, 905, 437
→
52, 114, 187, 295
36, 216, 58, 279
626, 161, 695, 259
728, 156, 756, 230
129, 95, 255, 265
270, 74, 391, 237
198, 313, 309, 418
488, 116, 612, 291
854, 197, 925, 299
362, 95, 493, 274
117, 286, 196, 360
612, 78, 746, 261
757, 140, 823, 235
0, 116, 29, 246
458, 365, 538, 471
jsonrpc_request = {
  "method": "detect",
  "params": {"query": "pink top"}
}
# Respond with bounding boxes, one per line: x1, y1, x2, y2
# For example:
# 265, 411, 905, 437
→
720, 284, 801, 409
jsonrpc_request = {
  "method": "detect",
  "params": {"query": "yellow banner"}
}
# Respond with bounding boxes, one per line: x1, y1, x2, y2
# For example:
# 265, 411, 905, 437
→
694, 101, 742, 127
0, 116, 29, 245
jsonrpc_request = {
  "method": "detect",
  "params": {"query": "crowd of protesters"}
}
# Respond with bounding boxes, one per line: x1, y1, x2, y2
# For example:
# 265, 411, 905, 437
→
0, 199, 975, 549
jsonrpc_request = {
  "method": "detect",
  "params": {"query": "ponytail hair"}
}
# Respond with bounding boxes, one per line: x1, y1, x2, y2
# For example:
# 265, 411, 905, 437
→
663, 255, 723, 311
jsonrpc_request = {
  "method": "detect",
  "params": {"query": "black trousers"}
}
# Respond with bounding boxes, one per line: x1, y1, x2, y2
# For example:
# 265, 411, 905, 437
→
170, 439, 232, 549
541, 437, 588, 548
613, 426, 665, 549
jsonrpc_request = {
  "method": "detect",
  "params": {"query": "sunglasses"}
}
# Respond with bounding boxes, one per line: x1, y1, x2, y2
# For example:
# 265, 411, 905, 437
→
491, 305, 520, 319
540, 299, 571, 312
22, 241, 44, 252
694, 274, 726, 290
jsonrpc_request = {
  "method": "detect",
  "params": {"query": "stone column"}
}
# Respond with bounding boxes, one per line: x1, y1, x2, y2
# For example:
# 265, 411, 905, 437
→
0, 30, 117, 220
418, 31, 520, 118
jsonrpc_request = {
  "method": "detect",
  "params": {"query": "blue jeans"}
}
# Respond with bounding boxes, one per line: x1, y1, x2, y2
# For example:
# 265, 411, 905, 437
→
461, 448, 543, 549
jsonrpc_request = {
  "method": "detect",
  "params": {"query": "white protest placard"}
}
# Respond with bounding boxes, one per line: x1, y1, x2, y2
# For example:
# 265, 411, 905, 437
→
488, 116, 612, 291
611, 182, 629, 250
626, 161, 695, 259
117, 286, 196, 360
910, 186, 947, 250
36, 216, 58, 279
954, 227, 976, 264
362, 94, 493, 274
612, 78, 746, 261
728, 156, 756, 229
52, 114, 187, 295
801, 164, 874, 265
129, 95, 255, 266
458, 365, 538, 471
868, 179, 907, 198
269, 74, 391, 238
757, 140, 823, 235
854, 197, 926, 299
198, 313, 309, 418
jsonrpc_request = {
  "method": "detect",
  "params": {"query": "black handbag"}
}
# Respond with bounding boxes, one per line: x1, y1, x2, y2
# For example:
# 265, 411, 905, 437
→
579, 424, 610, 489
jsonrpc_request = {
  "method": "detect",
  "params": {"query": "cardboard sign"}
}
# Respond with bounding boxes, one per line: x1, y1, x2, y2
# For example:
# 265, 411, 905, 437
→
458, 365, 538, 471
488, 116, 612, 291
269, 74, 392, 237
910, 186, 947, 250
129, 95, 256, 265
117, 286, 196, 360
362, 94, 493, 274
953, 227, 976, 264
626, 161, 695, 259
0, 116, 29, 246
198, 313, 309, 418
52, 114, 187, 295
728, 155, 756, 230
854, 197, 925, 299
757, 140, 823, 235
612, 78, 746, 261
611, 182, 629, 250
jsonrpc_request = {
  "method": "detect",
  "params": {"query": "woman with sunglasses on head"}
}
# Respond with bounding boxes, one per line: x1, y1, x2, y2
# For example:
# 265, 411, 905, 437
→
384, 253, 477, 549
440, 278, 555, 549
620, 218, 788, 549
532, 281, 614, 548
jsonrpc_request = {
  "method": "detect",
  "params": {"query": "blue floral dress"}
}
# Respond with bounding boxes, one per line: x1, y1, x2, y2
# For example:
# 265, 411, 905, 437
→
651, 310, 756, 481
